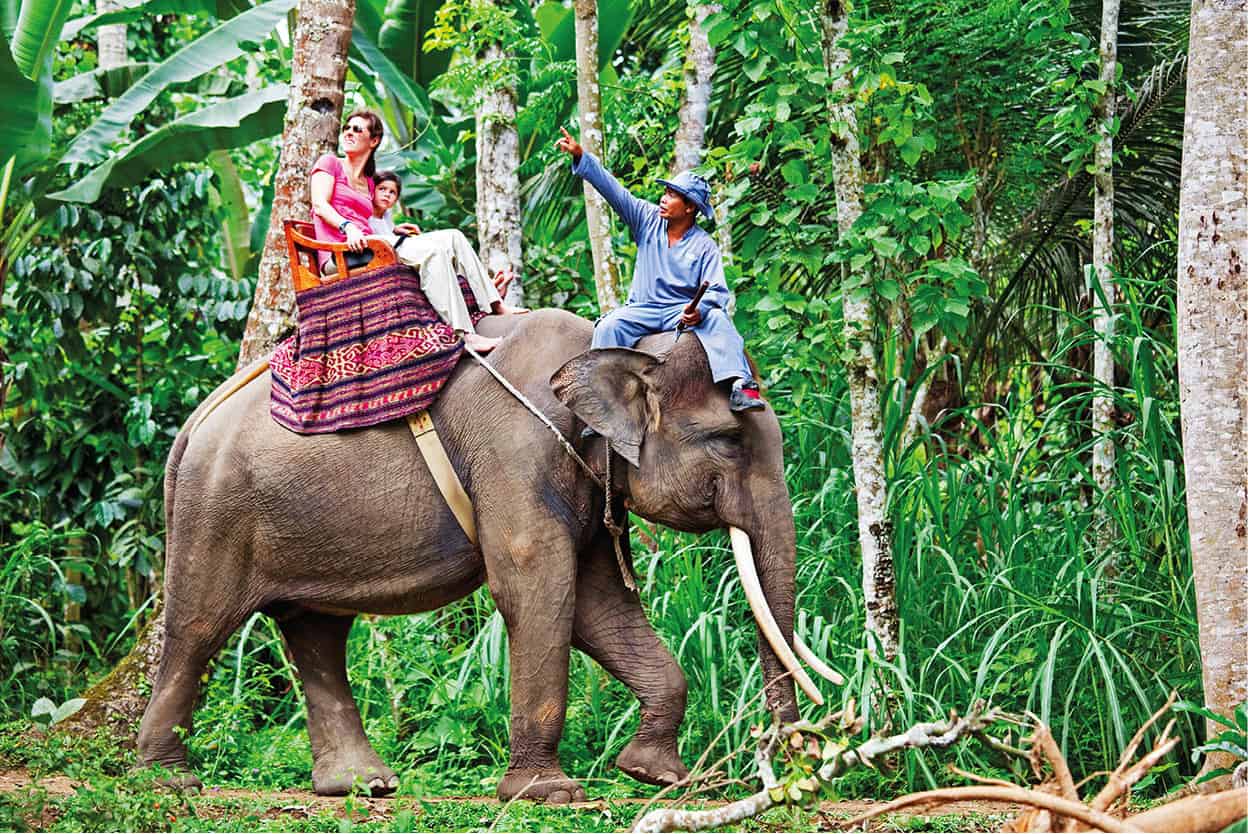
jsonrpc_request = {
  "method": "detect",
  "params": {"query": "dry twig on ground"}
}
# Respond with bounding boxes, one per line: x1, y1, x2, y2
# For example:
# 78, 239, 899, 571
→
632, 692, 1248, 834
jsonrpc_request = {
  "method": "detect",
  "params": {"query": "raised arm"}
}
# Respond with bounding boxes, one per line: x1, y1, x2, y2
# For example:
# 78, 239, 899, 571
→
556, 127, 655, 238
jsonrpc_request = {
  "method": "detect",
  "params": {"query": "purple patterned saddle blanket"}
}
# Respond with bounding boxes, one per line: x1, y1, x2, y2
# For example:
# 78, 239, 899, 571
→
270, 265, 484, 434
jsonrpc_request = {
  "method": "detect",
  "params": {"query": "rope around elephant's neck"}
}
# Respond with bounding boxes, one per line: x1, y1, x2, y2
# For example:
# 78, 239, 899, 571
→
462, 344, 639, 592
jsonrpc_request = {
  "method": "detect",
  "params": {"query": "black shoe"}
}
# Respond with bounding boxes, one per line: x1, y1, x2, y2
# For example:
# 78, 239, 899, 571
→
729, 381, 766, 412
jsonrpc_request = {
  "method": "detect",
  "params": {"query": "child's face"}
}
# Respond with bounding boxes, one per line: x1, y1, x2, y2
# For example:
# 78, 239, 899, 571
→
374, 181, 399, 215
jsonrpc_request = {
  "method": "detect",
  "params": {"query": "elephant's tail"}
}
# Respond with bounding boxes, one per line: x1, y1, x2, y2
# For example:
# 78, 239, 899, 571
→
164, 355, 271, 575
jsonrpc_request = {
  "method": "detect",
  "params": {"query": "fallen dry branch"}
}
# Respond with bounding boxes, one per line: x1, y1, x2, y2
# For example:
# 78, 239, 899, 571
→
835, 786, 1140, 832
1120, 787, 1247, 832
631, 704, 1001, 833
632, 694, 1247, 834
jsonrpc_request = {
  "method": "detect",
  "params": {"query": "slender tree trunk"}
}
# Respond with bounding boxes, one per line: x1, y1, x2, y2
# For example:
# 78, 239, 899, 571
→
475, 40, 523, 306
821, 0, 897, 660
1091, 0, 1120, 555
572, 0, 622, 312
96, 0, 127, 70
1175, 0, 1247, 786
670, 0, 718, 175
62, 0, 358, 739
238, 0, 357, 365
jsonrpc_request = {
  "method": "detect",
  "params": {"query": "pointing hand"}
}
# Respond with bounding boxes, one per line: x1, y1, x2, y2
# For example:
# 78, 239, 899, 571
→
555, 126, 583, 163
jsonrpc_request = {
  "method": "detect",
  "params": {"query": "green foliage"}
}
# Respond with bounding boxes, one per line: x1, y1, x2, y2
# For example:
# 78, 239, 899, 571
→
0, 0, 1214, 826
1174, 701, 1248, 784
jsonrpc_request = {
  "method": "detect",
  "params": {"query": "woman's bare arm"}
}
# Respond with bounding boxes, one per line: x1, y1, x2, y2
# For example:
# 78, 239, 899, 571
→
310, 169, 366, 250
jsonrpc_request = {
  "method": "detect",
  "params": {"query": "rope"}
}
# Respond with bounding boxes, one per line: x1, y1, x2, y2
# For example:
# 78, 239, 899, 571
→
462, 344, 638, 592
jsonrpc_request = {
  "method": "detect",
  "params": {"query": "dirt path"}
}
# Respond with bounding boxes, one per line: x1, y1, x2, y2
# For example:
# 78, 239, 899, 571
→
0, 769, 1022, 830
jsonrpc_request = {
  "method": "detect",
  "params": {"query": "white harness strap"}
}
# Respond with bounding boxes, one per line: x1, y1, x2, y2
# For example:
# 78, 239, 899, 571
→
406, 411, 478, 546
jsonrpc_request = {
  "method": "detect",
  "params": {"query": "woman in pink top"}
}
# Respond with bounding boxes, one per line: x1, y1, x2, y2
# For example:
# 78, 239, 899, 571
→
309, 109, 518, 353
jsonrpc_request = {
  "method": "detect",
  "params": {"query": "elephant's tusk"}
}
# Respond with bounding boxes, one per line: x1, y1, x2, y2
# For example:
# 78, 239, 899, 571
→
793, 634, 845, 685
729, 527, 824, 706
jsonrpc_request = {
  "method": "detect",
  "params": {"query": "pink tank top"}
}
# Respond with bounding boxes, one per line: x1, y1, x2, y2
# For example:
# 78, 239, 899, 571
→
310, 154, 375, 270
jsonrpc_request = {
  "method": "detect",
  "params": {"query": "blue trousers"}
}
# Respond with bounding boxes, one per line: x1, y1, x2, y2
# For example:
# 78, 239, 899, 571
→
592, 303, 751, 384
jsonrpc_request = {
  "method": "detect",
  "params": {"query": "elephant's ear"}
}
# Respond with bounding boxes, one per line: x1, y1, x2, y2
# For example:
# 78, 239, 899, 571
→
551, 348, 660, 467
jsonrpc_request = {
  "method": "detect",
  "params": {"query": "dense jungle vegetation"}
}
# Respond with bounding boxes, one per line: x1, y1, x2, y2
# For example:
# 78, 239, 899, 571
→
1, 0, 1242, 829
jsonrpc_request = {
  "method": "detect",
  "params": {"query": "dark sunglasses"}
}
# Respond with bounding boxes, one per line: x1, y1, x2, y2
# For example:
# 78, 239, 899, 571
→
342, 123, 371, 135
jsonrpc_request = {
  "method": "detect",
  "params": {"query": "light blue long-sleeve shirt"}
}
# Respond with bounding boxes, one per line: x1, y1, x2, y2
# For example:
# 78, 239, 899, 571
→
572, 152, 731, 312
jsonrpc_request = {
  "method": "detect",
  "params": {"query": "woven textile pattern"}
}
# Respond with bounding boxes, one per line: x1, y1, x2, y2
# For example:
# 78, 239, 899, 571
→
270, 265, 485, 434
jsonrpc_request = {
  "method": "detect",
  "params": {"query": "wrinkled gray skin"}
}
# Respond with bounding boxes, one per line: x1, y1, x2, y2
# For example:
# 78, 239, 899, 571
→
137, 309, 801, 801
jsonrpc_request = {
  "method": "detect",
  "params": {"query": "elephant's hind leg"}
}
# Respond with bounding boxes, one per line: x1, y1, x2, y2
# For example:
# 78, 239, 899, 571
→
138, 612, 252, 787
278, 612, 398, 796
572, 531, 690, 787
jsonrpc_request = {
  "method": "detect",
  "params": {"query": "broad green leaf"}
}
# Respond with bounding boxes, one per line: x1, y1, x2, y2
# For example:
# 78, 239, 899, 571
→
11, 0, 75, 79
49, 85, 287, 203
379, 0, 451, 87
53, 62, 154, 103
533, 0, 633, 71
351, 22, 430, 124
61, 0, 227, 40
206, 150, 250, 281
59, 0, 296, 167
0, 27, 51, 174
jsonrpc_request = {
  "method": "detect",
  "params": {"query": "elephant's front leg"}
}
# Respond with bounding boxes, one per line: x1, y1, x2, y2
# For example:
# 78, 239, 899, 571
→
484, 526, 586, 804
572, 528, 690, 786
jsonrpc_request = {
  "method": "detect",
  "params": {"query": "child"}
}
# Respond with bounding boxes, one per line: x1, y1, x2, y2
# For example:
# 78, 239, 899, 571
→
366, 170, 521, 353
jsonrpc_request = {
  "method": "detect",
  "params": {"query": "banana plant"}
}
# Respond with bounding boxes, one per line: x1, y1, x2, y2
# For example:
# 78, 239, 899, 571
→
0, 0, 295, 210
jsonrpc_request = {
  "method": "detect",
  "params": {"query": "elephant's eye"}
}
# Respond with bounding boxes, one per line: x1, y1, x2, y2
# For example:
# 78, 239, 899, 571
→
704, 427, 744, 454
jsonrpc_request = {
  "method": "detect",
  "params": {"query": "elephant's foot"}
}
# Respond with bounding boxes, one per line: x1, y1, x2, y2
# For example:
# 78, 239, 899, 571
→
497, 768, 587, 804
312, 754, 399, 797
616, 737, 689, 786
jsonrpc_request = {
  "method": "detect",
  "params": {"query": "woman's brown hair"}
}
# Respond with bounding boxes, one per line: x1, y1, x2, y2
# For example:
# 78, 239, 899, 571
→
345, 108, 385, 178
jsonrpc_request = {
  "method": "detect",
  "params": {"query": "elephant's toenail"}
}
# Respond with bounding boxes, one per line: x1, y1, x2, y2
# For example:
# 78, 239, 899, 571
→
549, 790, 572, 804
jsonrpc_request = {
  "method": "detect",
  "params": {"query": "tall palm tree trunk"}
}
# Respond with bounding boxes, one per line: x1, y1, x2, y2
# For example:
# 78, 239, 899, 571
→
63, 0, 358, 737
670, 0, 718, 175
1175, 0, 1247, 785
1091, 0, 1120, 555
475, 40, 523, 306
573, 0, 622, 313
821, 0, 897, 660
238, 0, 357, 365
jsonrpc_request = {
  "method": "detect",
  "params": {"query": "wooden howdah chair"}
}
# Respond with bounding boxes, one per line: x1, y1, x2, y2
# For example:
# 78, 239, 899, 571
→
283, 219, 399, 292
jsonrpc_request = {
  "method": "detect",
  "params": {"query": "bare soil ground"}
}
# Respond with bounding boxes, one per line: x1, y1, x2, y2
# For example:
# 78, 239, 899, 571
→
1, 768, 1022, 831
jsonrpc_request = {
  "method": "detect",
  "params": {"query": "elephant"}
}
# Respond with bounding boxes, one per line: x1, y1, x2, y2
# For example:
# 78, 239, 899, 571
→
136, 307, 837, 801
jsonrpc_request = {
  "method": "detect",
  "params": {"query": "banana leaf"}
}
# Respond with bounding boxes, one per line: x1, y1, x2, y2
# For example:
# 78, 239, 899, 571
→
2, 0, 18, 41
10, 0, 75, 80
354, 0, 386, 39
533, 0, 634, 70
49, 84, 287, 203
351, 22, 430, 123
0, 26, 51, 173
59, 0, 295, 168
248, 171, 273, 261
378, 0, 451, 88
62, 0, 245, 40
206, 149, 250, 281
53, 62, 154, 103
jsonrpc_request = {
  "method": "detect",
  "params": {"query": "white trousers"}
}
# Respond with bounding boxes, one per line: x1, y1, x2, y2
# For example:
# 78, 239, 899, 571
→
387, 229, 500, 334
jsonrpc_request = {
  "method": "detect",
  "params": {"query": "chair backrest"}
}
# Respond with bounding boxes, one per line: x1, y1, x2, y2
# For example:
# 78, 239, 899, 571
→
283, 219, 400, 293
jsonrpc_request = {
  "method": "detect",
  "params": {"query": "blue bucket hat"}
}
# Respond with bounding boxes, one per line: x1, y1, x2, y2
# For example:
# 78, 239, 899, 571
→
657, 171, 714, 221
